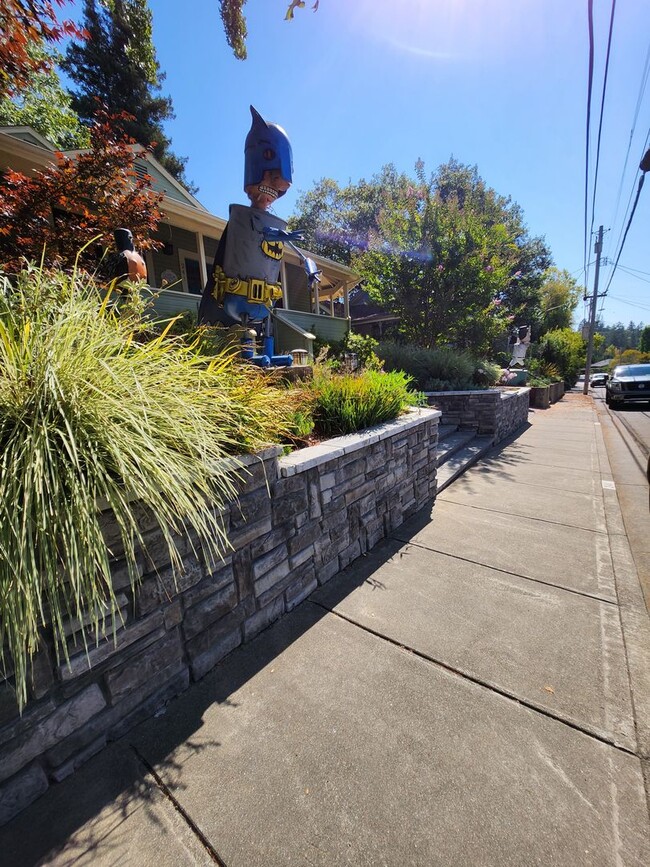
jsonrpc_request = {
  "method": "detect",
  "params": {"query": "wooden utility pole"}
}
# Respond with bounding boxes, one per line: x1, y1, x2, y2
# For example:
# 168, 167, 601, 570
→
583, 225, 604, 395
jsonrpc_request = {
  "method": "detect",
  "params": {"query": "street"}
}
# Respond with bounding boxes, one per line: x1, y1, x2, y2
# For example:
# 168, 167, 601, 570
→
589, 381, 650, 464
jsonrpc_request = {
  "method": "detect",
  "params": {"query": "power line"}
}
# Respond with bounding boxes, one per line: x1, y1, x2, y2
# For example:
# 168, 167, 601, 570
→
607, 293, 650, 312
604, 143, 650, 294
606, 39, 650, 259
608, 125, 650, 271
589, 0, 617, 248
615, 265, 650, 284
584, 0, 595, 283
616, 264, 650, 278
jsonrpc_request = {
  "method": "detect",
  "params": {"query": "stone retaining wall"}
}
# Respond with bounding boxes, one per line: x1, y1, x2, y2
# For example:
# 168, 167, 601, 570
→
425, 388, 530, 443
0, 408, 440, 825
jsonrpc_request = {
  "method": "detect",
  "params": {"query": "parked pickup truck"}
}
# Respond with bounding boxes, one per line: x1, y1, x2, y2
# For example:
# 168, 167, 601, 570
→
605, 364, 650, 407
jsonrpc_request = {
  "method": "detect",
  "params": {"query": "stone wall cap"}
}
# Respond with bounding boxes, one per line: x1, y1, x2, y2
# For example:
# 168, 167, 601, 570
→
278, 407, 440, 477
425, 389, 500, 397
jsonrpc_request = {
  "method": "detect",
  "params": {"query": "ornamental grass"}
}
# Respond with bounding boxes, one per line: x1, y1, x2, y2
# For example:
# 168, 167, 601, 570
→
0, 265, 297, 709
311, 367, 423, 437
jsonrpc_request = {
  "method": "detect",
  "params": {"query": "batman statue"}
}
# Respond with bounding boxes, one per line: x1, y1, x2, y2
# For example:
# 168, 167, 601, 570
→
198, 106, 295, 366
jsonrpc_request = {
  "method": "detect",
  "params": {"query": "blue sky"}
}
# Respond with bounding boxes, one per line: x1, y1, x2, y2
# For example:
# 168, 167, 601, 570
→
72, 1, 649, 326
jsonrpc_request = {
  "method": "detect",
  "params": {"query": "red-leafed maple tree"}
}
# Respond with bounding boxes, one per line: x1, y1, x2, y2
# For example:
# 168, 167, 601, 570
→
0, 108, 164, 273
0, 1, 82, 99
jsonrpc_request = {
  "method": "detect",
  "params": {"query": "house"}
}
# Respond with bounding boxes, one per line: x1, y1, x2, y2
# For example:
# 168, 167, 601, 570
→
0, 126, 358, 355
348, 285, 400, 339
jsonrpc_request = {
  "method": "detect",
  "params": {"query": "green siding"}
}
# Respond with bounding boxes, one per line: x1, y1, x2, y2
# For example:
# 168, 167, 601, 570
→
276, 310, 349, 346
135, 159, 198, 206
150, 289, 200, 319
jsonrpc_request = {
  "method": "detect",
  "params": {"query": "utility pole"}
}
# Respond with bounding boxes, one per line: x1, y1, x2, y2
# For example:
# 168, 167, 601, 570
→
583, 225, 604, 395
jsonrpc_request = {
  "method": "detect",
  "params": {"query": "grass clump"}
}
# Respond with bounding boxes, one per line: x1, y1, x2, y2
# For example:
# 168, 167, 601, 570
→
311, 367, 423, 437
0, 265, 296, 709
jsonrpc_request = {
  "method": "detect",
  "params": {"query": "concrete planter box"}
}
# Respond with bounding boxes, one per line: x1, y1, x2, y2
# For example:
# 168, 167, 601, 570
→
549, 382, 565, 403
0, 408, 440, 825
425, 388, 530, 444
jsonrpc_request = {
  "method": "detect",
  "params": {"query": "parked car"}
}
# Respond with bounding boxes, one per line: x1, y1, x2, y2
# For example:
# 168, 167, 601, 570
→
605, 364, 650, 407
589, 373, 609, 387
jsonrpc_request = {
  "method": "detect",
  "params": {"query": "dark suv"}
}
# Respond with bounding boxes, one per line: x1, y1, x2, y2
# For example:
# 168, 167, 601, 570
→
605, 364, 650, 407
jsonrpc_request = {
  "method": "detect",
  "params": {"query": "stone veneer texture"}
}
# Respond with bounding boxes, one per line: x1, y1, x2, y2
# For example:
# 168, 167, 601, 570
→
0, 407, 440, 824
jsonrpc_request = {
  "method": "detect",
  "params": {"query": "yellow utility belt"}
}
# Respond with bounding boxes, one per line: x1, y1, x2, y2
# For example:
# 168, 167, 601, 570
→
212, 266, 282, 305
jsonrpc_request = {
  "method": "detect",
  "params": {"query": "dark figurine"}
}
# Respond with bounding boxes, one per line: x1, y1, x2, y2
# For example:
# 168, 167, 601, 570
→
108, 228, 147, 287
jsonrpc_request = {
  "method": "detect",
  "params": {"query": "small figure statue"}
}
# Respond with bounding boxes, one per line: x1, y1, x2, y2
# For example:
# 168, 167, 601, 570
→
508, 325, 531, 368
198, 106, 298, 366
108, 228, 147, 287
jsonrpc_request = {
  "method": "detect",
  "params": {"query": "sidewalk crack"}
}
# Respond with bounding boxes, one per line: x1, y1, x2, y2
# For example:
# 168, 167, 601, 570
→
131, 744, 228, 866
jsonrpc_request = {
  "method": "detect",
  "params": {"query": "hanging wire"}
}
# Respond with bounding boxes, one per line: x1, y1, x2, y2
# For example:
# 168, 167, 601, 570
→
606, 39, 650, 260
604, 136, 650, 294
607, 293, 650, 312
615, 265, 650, 284
607, 123, 650, 272
616, 264, 650, 278
589, 0, 617, 248
583, 0, 595, 285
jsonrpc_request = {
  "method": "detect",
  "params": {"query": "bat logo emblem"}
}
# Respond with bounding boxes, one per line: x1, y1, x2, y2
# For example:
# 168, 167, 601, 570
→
261, 240, 284, 260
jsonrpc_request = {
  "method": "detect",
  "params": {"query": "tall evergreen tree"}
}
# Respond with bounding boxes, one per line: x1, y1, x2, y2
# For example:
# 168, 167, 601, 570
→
63, 0, 195, 192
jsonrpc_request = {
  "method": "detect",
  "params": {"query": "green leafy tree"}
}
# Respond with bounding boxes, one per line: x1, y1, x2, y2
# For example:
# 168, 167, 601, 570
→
292, 159, 551, 355
538, 267, 582, 335
289, 165, 411, 264
0, 42, 89, 149
64, 0, 195, 191
430, 159, 552, 338
639, 325, 650, 353
595, 320, 645, 351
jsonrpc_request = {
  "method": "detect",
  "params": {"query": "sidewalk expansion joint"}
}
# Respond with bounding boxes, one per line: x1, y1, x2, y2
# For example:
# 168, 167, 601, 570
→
438, 498, 609, 535
311, 602, 639, 761
390, 539, 620, 607
131, 744, 228, 866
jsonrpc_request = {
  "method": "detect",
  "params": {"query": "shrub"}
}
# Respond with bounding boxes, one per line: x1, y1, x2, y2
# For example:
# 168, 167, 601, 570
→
472, 360, 502, 388
378, 342, 476, 391
538, 328, 585, 387
313, 331, 383, 372
0, 264, 297, 708
311, 367, 423, 436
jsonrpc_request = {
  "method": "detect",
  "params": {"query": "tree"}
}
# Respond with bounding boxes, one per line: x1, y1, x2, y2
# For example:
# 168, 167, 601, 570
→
0, 0, 81, 99
64, 0, 195, 191
291, 159, 552, 355
0, 41, 89, 149
537, 267, 581, 335
0, 109, 164, 273
639, 325, 650, 353
289, 165, 412, 264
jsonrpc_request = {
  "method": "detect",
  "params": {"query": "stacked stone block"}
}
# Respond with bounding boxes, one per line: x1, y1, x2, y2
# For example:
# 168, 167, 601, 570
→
426, 388, 530, 444
0, 408, 440, 824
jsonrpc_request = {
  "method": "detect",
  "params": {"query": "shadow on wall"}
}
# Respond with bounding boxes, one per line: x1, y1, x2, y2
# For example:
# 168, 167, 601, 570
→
0, 506, 435, 866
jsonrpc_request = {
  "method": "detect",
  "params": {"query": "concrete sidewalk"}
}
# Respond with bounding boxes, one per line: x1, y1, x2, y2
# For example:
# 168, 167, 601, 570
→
2, 394, 649, 866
